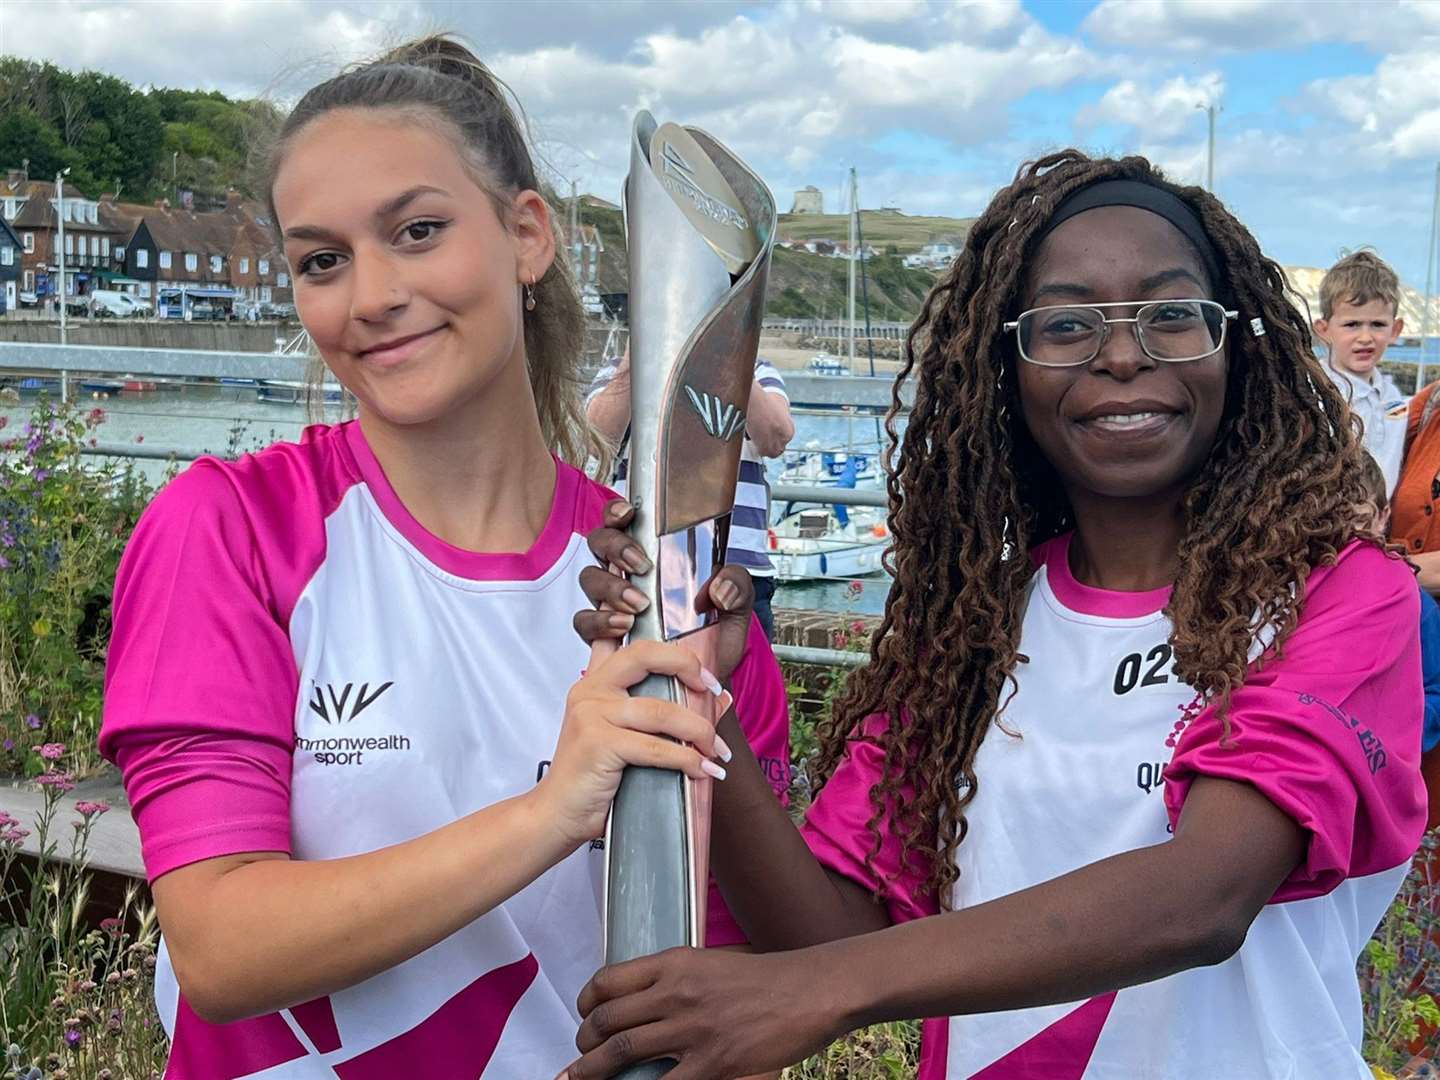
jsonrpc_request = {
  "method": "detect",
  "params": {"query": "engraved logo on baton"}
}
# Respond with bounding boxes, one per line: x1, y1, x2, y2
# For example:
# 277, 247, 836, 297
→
682, 386, 746, 441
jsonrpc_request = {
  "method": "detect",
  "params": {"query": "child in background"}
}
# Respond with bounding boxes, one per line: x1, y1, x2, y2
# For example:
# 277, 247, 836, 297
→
1315, 250, 1408, 495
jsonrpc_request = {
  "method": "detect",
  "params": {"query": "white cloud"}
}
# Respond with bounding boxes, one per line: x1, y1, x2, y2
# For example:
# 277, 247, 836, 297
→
0, 0, 422, 97
1083, 0, 1440, 53
1307, 50, 1440, 160
1078, 72, 1224, 139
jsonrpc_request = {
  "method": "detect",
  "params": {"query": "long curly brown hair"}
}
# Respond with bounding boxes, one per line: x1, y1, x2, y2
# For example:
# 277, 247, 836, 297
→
810, 149, 1385, 906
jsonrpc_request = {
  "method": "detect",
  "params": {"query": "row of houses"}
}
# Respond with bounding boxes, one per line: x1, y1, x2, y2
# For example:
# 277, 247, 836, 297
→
0, 162, 294, 316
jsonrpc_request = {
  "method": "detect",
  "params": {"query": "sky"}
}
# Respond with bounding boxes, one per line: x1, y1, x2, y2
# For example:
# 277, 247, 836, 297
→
2, 0, 1439, 288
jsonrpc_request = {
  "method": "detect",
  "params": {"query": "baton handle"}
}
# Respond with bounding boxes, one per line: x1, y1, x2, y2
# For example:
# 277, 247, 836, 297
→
606, 671, 691, 1078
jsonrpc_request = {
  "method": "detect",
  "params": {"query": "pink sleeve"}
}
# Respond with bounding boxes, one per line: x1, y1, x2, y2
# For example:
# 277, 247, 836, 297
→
1164, 542, 1428, 902
799, 711, 938, 924
100, 461, 305, 882
705, 617, 792, 947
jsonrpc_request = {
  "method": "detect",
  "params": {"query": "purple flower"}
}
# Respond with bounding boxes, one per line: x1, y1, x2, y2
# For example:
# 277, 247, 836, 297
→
35, 742, 64, 760
1, 738, 12, 751
1, 826, 30, 844
64, 1028, 81, 1047
24, 714, 40, 730
35, 771, 75, 793
74, 800, 110, 819
31, 469, 48, 483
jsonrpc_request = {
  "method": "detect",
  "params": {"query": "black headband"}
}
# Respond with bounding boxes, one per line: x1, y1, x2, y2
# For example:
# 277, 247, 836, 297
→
1035, 179, 1223, 291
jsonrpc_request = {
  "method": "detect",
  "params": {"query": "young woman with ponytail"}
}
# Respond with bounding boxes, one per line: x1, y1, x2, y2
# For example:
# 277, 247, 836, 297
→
98, 35, 788, 1078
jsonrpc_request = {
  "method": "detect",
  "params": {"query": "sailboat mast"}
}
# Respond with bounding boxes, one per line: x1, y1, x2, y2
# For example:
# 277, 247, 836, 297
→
847, 167, 857, 374
1422, 162, 1439, 391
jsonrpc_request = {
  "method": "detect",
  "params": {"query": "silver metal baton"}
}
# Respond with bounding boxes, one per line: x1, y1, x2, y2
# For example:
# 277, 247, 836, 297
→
602, 111, 775, 1079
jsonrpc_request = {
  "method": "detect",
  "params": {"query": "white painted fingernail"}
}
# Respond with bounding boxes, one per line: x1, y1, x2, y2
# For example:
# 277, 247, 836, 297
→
700, 668, 723, 696
713, 734, 733, 763
701, 760, 727, 781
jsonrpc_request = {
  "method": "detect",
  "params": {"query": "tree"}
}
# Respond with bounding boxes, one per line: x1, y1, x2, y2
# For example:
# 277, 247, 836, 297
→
71, 71, 164, 196
0, 107, 73, 179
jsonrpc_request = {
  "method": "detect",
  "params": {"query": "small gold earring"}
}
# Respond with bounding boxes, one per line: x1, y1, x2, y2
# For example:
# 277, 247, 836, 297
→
524, 275, 537, 312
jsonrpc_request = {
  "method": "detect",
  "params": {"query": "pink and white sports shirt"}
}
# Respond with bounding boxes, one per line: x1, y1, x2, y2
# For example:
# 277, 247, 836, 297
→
99, 420, 790, 1079
803, 533, 1427, 1080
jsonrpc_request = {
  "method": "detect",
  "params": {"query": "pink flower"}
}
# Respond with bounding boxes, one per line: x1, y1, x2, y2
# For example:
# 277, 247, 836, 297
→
134, 434, 144, 444
1, 826, 30, 844
36, 771, 76, 793
99, 917, 123, 937
846, 580, 864, 597
35, 742, 65, 760
74, 800, 110, 819
86, 407, 106, 427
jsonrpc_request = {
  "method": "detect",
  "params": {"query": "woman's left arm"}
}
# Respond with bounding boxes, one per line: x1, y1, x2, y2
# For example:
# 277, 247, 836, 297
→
564, 775, 1301, 1080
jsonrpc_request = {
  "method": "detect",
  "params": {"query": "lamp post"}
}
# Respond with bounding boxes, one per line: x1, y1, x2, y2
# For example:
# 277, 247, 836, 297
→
1196, 101, 1219, 191
56, 167, 70, 402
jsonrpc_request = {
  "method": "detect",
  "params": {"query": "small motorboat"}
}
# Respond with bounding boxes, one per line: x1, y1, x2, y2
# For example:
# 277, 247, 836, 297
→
769, 506, 891, 581
807, 353, 847, 376
256, 379, 344, 406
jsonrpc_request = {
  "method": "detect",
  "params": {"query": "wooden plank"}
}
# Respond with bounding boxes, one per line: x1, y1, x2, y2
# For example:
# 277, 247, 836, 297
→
0, 779, 143, 879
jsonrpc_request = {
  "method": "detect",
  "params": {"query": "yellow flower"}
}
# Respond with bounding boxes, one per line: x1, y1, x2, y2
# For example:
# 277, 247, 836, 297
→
31, 618, 50, 639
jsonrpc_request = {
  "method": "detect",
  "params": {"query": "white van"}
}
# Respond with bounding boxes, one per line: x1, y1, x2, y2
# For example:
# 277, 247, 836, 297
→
89, 290, 148, 318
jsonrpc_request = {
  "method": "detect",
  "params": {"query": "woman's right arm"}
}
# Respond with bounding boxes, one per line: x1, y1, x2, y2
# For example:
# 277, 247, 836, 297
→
153, 794, 568, 1024
151, 640, 726, 1025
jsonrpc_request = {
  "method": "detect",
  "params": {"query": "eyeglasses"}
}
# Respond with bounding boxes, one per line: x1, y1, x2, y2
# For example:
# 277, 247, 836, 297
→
1003, 300, 1238, 368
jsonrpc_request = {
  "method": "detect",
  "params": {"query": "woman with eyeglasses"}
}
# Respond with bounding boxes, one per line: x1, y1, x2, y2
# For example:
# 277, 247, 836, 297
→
564, 151, 1428, 1079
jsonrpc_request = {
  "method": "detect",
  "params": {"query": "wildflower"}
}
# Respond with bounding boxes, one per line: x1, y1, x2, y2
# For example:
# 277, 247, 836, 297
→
36, 771, 76, 793
99, 918, 123, 938
850, 619, 866, 633
0, 827, 28, 845
1, 739, 11, 751
32, 469, 48, 483
104, 972, 121, 985
0, 811, 14, 827
134, 434, 144, 444
36, 742, 65, 760
24, 714, 40, 729
79, 980, 96, 992
0, 417, 7, 430
30, 617, 49, 638
86, 407, 106, 427
0, 556, 8, 570
75, 799, 110, 819
846, 580, 864, 597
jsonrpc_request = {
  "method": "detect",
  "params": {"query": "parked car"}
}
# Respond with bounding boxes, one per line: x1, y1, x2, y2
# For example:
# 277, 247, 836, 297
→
17, 291, 37, 308
261, 302, 296, 320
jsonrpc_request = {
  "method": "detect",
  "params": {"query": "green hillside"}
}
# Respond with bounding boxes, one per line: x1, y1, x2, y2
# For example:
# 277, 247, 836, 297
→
777, 210, 975, 253
581, 204, 940, 323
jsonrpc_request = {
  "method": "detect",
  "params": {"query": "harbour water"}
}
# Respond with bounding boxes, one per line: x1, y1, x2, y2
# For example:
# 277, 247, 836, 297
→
2, 383, 895, 615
